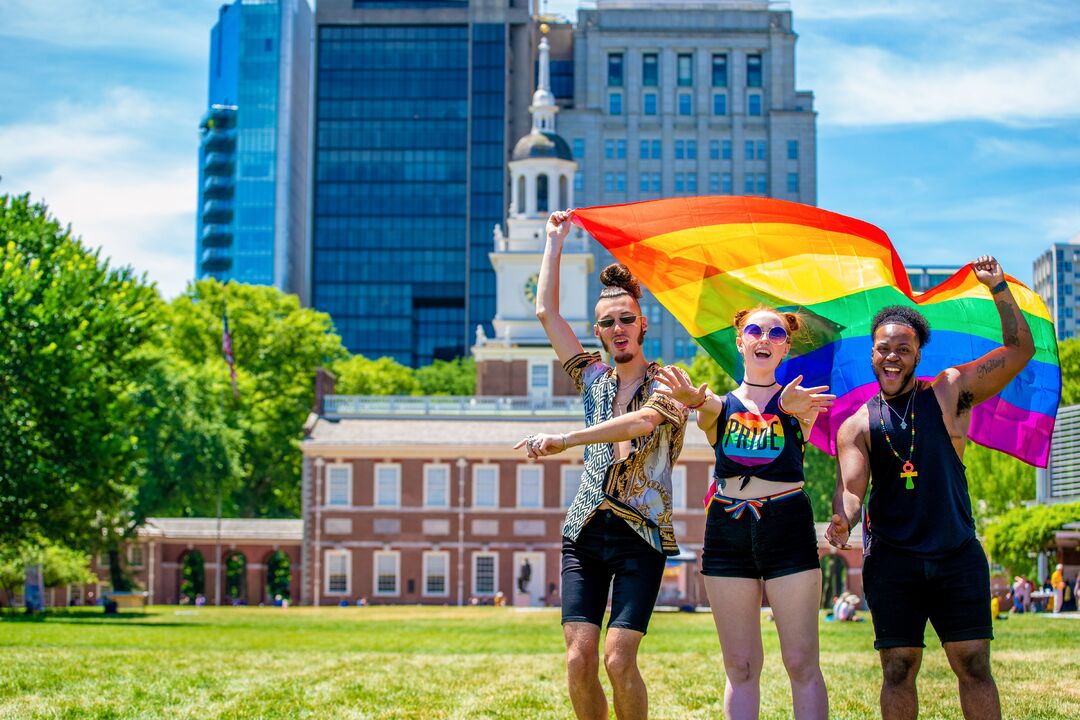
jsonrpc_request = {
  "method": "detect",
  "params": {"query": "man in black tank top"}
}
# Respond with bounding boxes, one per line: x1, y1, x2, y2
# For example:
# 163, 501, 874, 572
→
826, 256, 1035, 720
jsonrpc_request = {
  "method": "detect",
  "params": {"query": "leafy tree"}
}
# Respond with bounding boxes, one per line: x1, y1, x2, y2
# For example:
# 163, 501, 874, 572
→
686, 351, 737, 395
180, 551, 205, 603
1059, 338, 1079, 406
0, 537, 95, 606
0, 193, 159, 550
157, 279, 347, 517
962, 441, 1035, 526
415, 356, 476, 396
984, 503, 1080, 577
266, 550, 291, 601
334, 354, 420, 395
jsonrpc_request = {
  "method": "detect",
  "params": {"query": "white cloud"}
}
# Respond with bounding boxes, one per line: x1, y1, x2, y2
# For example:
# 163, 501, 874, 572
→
0, 0, 224, 60
0, 87, 199, 298
973, 137, 1080, 167
804, 42, 1080, 126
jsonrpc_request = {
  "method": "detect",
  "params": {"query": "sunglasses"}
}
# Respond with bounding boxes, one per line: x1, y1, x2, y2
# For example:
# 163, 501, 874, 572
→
742, 323, 789, 345
596, 314, 640, 329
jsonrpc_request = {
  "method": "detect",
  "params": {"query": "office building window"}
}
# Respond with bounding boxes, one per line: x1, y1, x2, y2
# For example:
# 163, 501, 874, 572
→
373, 551, 399, 596
672, 466, 687, 509
687, 173, 698, 193
609, 92, 623, 115
605, 140, 615, 159
756, 174, 768, 194
562, 466, 584, 506
640, 140, 651, 160
616, 140, 626, 159
787, 173, 799, 193
326, 464, 351, 507
686, 140, 697, 160
651, 172, 662, 193
677, 53, 693, 86
642, 52, 658, 86
574, 172, 583, 192
713, 93, 727, 116
678, 93, 692, 116
643, 92, 657, 116
748, 93, 762, 116
473, 553, 497, 596
756, 140, 767, 160
722, 140, 732, 160
517, 465, 543, 508
652, 139, 661, 159
745, 140, 755, 161
572, 137, 585, 159
424, 464, 450, 508
608, 52, 624, 87
744, 174, 755, 194
675, 173, 685, 193
722, 173, 732, 194
787, 139, 799, 160
709, 173, 720, 193
473, 465, 499, 508
747, 54, 762, 87
712, 53, 728, 87
640, 174, 650, 193
675, 141, 684, 160
616, 173, 626, 192
326, 550, 351, 595
604, 173, 615, 192
422, 551, 449, 597
374, 464, 400, 508
709, 140, 720, 160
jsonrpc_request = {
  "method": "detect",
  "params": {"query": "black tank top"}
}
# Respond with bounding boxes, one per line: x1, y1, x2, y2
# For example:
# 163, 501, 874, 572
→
864, 382, 976, 558
713, 390, 806, 490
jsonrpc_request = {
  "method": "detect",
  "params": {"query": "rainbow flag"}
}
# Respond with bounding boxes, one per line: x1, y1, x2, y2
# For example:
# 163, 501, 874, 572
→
572, 197, 1060, 467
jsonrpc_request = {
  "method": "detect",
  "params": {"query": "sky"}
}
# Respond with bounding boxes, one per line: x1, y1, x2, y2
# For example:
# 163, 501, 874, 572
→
0, 0, 1077, 299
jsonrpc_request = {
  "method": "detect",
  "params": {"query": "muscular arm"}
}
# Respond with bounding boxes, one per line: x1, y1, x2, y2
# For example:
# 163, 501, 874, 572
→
946, 262, 1035, 410
827, 410, 870, 547
535, 211, 585, 366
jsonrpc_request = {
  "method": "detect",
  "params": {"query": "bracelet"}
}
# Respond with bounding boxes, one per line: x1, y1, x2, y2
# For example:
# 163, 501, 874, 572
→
560, 434, 569, 450
778, 395, 811, 424
990, 280, 1009, 295
687, 396, 707, 410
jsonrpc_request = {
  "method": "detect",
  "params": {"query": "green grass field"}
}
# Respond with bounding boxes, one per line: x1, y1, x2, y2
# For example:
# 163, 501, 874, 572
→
1, 606, 1077, 719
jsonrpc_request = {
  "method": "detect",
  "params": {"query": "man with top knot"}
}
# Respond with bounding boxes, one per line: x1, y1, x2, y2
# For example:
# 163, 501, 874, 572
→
827, 256, 1035, 720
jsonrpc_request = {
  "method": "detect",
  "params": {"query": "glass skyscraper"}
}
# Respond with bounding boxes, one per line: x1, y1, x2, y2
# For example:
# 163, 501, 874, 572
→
196, 0, 312, 298
311, 0, 530, 366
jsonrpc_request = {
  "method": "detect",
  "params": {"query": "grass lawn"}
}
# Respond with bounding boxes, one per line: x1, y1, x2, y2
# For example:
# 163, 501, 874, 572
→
1, 605, 1078, 719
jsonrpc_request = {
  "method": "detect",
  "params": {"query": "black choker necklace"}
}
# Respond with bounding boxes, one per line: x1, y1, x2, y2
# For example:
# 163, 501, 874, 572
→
742, 379, 778, 388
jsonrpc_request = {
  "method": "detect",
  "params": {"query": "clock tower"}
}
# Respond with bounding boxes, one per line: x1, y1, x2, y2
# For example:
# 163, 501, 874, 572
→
473, 27, 596, 398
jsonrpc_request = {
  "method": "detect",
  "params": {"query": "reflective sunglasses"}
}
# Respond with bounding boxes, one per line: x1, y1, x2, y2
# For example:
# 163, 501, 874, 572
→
596, 313, 640, 329
742, 323, 788, 344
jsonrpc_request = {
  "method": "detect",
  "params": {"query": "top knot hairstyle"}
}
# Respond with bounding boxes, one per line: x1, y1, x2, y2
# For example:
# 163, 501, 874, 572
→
733, 305, 803, 338
871, 305, 931, 347
598, 263, 643, 301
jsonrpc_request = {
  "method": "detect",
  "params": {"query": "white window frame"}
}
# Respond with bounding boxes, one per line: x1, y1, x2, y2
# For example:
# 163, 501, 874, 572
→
374, 463, 401, 509
422, 551, 451, 598
472, 552, 499, 597
326, 463, 352, 507
517, 465, 544, 509
324, 549, 352, 597
373, 551, 400, 597
472, 464, 500, 508
671, 466, 687, 511
561, 465, 584, 507
423, 463, 451, 509
527, 359, 552, 398
128, 544, 144, 568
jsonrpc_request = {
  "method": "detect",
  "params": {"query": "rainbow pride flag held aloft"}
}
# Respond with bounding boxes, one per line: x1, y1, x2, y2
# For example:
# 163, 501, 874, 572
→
572, 197, 1061, 467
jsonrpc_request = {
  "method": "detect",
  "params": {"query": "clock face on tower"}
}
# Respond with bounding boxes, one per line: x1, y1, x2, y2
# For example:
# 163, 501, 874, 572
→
524, 272, 539, 304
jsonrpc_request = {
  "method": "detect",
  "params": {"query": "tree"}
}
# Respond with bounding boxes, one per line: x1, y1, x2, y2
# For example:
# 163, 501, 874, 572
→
0, 537, 95, 606
984, 503, 1080, 577
685, 350, 737, 395
334, 355, 420, 395
1059, 338, 1079, 406
0, 193, 159, 550
415, 356, 476, 396
962, 441, 1035, 526
157, 279, 347, 518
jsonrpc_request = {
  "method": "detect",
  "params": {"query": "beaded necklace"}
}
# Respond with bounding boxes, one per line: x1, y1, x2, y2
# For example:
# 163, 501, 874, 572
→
878, 386, 919, 490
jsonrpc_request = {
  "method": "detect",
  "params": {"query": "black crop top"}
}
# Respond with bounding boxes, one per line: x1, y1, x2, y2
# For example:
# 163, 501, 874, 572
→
712, 390, 807, 491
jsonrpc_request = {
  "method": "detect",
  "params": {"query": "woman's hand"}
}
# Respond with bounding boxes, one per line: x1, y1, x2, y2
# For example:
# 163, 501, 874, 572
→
514, 432, 569, 459
778, 374, 835, 422
655, 366, 707, 407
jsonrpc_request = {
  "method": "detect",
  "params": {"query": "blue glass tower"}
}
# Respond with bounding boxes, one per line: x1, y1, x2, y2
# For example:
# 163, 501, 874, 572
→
311, 0, 530, 366
196, 0, 312, 298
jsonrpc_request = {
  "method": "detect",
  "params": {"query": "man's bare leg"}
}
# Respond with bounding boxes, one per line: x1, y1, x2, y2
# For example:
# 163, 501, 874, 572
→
564, 621, 607, 720
879, 647, 921, 720
604, 627, 647, 720
944, 639, 1000, 720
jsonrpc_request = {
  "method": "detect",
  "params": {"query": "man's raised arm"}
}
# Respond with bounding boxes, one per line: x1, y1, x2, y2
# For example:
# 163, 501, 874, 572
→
536, 210, 586, 366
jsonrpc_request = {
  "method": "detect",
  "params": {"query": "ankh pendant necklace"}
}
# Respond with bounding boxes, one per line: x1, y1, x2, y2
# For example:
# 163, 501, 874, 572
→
879, 389, 918, 490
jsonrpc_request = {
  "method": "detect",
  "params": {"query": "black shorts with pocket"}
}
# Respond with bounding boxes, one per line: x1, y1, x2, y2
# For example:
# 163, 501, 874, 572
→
700, 489, 820, 581
863, 537, 993, 650
561, 509, 667, 634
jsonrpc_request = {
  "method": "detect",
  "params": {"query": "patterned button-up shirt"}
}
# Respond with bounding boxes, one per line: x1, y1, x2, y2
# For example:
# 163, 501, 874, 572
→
561, 351, 688, 556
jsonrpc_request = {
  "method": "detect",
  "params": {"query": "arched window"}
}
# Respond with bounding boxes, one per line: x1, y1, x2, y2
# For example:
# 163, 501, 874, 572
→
559, 174, 569, 209
537, 174, 549, 214
516, 175, 525, 214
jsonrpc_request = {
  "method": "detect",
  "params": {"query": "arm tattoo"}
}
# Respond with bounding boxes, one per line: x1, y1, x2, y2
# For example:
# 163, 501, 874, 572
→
957, 390, 975, 416
997, 299, 1021, 347
976, 356, 1005, 379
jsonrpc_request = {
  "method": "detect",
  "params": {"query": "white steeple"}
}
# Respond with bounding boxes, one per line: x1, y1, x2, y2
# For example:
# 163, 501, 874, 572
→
531, 35, 557, 133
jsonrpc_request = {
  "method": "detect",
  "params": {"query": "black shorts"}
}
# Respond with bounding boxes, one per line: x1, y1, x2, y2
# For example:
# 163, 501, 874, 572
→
700, 489, 820, 581
863, 538, 993, 650
561, 510, 667, 634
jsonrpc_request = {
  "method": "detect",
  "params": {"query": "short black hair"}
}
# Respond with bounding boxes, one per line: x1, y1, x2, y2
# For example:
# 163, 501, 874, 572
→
871, 305, 931, 347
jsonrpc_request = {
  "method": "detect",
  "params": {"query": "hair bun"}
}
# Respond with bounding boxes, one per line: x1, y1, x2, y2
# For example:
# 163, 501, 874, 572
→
599, 263, 642, 299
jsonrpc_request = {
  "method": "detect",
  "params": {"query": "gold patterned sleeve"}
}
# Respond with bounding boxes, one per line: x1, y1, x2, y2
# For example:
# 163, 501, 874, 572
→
643, 392, 688, 429
562, 351, 604, 395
